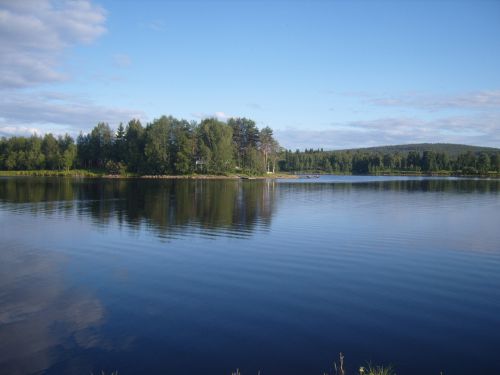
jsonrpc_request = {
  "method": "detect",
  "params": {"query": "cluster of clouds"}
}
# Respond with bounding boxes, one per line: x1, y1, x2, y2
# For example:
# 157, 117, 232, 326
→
364, 90, 500, 112
0, 0, 144, 137
278, 91, 500, 149
0, 91, 145, 136
0, 0, 106, 88
0, 246, 105, 374
278, 116, 500, 150
1, 0, 498, 149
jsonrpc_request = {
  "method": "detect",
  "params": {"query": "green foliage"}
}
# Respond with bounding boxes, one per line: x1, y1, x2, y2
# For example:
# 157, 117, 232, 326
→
2, 119, 499, 177
0, 169, 100, 177
197, 118, 235, 174
0, 134, 77, 171
62, 144, 77, 170
0, 115, 279, 176
58, 134, 76, 170
477, 152, 490, 174
172, 122, 196, 174
76, 123, 114, 169
105, 160, 127, 175
114, 122, 127, 162
90, 122, 114, 168
344, 142, 500, 157
244, 148, 266, 175
491, 152, 500, 172
279, 145, 500, 176
124, 119, 145, 173
229, 117, 260, 168
144, 116, 173, 174
42, 134, 60, 169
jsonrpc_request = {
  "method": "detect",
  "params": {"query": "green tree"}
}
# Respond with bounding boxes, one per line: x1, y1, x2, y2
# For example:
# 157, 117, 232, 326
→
58, 134, 76, 170
352, 153, 369, 174
77, 132, 92, 169
0, 138, 6, 169
259, 126, 279, 173
25, 136, 45, 170
114, 122, 127, 163
144, 116, 173, 174
197, 118, 234, 174
383, 153, 394, 169
324, 158, 333, 173
422, 151, 437, 172
171, 120, 196, 174
42, 134, 61, 169
5, 151, 18, 170
490, 152, 500, 172
477, 152, 490, 174
407, 151, 421, 171
125, 119, 145, 172
228, 117, 260, 171
90, 122, 114, 168
436, 152, 449, 170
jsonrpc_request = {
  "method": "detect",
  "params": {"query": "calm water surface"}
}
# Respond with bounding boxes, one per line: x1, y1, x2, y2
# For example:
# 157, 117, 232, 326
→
1, 176, 499, 375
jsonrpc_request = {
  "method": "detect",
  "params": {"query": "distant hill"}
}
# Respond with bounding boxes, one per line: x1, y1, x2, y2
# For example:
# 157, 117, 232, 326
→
334, 143, 500, 157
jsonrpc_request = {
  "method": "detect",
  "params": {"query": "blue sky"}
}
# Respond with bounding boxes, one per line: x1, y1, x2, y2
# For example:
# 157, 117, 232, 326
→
1, 0, 500, 149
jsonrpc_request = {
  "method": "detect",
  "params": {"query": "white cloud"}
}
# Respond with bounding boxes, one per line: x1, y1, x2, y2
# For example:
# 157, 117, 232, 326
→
214, 111, 229, 120
0, 0, 145, 137
276, 113, 500, 150
0, 125, 41, 137
366, 90, 500, 111
0, 0, 106, 88
191, 111, 231, 121
304, 89, 500, 150
0, 92, 146, 136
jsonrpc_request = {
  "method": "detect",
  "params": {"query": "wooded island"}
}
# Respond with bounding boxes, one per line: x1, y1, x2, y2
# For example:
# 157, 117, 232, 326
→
1, 116, 499, 176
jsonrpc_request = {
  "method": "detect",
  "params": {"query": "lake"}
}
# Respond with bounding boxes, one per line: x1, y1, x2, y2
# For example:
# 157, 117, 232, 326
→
0, 176, 499, 375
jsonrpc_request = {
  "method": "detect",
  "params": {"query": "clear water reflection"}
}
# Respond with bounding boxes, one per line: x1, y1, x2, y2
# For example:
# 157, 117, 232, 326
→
0, 176, 499, 375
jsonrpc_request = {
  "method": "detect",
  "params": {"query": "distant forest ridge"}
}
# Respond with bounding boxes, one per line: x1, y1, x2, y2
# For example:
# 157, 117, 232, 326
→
332, 143, 500, 156
1, 116, 500, 175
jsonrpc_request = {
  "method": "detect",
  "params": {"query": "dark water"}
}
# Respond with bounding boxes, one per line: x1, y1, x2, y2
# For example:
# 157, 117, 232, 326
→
1, 176, 499, 375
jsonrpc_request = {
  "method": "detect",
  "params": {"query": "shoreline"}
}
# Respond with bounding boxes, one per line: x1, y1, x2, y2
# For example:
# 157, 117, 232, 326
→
283, 170, 500, 178
0, 170, 299, 179
131, 173, 298, 180
0, 170, 498, 179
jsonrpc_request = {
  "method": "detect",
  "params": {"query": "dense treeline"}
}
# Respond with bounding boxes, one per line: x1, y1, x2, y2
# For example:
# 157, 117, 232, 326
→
279, 148, 500, 175
0, 116, 280, 175
0, 133, 76, 171
1, 116, 500, 175
344, 143, 500, 157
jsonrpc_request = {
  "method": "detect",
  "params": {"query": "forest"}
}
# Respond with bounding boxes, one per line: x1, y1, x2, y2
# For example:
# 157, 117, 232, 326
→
0, 117, 280, 175
279, 147, 500, 175
1, 116, 499, 176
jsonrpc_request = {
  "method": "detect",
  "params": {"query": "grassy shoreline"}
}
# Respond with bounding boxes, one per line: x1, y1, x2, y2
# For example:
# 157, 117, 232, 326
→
283, 170, 500, 178
1, 169, 498, 179
0, 170, 298, 179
